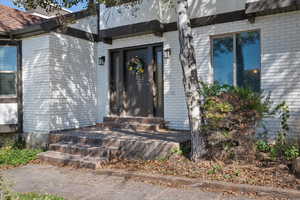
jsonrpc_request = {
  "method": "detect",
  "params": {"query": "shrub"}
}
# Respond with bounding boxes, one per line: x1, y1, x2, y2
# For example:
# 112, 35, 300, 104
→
256, 140, 271, 153
200, 82, 291, 162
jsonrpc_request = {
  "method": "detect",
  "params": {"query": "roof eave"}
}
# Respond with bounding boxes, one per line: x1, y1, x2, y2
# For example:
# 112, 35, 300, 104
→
4, 7, 97, 39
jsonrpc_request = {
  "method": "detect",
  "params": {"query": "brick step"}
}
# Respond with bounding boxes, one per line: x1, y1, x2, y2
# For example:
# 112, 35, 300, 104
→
97, 121, 166, 132
104, 116, 165, 124
38, 151, 108, 169
49, 143, 120, 159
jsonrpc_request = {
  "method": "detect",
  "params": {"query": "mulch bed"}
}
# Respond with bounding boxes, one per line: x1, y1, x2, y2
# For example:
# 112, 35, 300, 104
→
101, 155, 299, 190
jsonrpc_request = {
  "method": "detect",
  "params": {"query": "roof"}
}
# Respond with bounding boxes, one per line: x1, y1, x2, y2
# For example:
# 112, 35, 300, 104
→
0, 4, 45, 32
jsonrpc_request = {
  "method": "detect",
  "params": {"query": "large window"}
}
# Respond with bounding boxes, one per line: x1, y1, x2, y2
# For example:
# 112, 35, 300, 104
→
212, 31, 261, 92
0, 45, 17, 96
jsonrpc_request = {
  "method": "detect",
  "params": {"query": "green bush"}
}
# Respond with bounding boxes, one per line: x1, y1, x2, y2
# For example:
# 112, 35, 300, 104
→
200, 82, 293, 162
256, 140, 271, 153
0, 147, 42, 167
200, 83, 271, 133
283, 145, 300, 160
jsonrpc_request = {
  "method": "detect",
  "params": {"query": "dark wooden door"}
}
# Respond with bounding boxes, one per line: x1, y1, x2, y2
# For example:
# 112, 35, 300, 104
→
124, 48, 153, 116
109, 44, 163, 118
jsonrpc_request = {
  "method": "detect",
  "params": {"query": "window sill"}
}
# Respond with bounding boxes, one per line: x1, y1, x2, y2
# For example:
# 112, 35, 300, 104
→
0, 97, 18, 103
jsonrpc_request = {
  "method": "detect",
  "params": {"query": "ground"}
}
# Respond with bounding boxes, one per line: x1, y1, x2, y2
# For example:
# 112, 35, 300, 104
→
1, 164, 255, 200
100, 155, 299, 190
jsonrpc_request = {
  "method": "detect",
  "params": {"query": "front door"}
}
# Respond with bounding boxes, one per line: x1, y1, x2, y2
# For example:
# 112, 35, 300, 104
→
110, 44, 163, 117
124, 48, 152, 116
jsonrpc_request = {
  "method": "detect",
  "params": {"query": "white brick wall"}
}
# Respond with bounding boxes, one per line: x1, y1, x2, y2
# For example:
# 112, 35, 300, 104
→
100, 0, 250, 30
69, 16, 98, 34
48, 33, 97, 131
22, 33, 98, 133
98, 10, 300, 139
23, 35, 51, 133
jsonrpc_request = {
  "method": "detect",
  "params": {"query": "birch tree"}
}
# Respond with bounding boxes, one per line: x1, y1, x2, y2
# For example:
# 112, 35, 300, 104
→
176, 0, 207, 161
16, 0, 207, 161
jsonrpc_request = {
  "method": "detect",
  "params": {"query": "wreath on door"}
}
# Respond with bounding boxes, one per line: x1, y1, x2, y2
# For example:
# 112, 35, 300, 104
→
127, 56, 145, 74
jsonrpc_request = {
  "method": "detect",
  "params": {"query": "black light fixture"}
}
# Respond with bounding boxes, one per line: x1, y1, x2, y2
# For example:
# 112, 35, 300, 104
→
98, 56, 106, 65
164, 48, 171, 58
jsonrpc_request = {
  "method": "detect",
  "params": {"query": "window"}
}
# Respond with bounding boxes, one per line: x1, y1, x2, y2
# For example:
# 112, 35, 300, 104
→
212, 31, 261, 92
0, 45, 17, 96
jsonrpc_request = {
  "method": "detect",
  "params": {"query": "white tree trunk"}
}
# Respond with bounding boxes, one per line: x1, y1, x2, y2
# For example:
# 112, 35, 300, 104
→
177, 0, 207, 161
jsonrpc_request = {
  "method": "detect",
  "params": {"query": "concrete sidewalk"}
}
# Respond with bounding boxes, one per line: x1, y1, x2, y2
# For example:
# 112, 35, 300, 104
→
1, 164, 253, 200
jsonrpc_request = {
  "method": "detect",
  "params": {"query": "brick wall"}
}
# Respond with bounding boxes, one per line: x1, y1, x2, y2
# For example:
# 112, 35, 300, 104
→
22, 33, 98, 133
48, 33, 97, 131
23, 35, 51, 133
98, 10, 300, 139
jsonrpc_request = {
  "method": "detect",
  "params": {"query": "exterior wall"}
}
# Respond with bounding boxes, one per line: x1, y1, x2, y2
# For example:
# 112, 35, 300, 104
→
48, 33, 97, 131
23, 35, 51, 133
192, 11, 300, 139
23, 33, 97, 135
97, 34, 190, 130
98, 10, 300, 140
69, 15, 98, 34
99, 0, 249, 30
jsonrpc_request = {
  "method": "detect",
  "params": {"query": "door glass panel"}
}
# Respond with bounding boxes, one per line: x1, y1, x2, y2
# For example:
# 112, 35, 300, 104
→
0, 73, 16, 95
213, 37, 234, 85
236, 31, 261, 92
0, 46, 17, 71
154, 47, 164, 117
110, 52, 121, 115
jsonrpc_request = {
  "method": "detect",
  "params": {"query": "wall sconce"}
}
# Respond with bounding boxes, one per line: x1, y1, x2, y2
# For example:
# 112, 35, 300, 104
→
164, 48, 171, 59
98, 56, 106, 65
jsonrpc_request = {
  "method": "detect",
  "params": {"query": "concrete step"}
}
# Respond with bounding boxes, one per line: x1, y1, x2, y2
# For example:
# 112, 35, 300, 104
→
38, 151, 108, 169
49, 143, 120, 159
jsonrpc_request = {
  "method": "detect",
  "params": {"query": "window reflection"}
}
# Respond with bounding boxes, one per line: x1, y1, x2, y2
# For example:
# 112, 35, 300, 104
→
236, 31, 261, 92
0, 46, 17, 71
213, 37, 234, 85
212, 31, 261, 92
0, 45, 17, 96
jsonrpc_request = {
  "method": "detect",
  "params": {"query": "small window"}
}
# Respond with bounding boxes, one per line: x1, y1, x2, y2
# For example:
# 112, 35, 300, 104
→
0, 45, 17, 96
212, 31, 261, 92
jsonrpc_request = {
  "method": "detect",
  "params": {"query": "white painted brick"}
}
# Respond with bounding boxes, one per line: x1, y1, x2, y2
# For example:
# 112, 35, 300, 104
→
98, 10, 300, 139
22, 33, 98, 133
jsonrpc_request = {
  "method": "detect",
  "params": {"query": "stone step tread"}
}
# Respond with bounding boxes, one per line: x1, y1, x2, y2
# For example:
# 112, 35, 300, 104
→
49, 142, 119, 149
104, 116, 165, 124
49, 143, 120, 158
38, 151, 108, 169
49, 134, 117, 145
97, 122, 166, 132
99, 122, 163, 127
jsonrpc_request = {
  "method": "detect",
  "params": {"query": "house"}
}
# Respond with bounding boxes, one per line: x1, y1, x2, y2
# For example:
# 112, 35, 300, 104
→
1, 0, 300, 147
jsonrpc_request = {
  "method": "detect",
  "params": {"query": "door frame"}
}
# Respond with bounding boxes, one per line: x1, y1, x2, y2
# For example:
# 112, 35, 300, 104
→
108, 42, 164, 118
